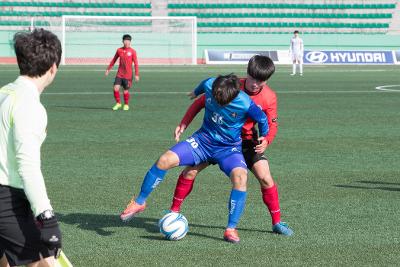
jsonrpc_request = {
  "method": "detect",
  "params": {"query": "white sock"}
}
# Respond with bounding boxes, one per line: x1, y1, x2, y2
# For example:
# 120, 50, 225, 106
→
299, 63, 303, 74
292, 64, 296, 74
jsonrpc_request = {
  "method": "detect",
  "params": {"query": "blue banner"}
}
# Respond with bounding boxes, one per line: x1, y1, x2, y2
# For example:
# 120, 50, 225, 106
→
395, 50, 400, 64
303, 50, 394, 64
206, 50, 278, 64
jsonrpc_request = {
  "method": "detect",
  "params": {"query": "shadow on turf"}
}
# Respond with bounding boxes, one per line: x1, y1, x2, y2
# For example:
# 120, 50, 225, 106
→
334, 180, 400, 192
58, 213, 272, 240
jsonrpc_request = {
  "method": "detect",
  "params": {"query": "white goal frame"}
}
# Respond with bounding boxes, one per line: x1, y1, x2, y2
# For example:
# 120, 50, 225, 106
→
61, 15, 197, 65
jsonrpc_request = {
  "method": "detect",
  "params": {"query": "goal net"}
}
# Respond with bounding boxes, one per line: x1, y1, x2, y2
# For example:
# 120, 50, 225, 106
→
61, 16, 197, 65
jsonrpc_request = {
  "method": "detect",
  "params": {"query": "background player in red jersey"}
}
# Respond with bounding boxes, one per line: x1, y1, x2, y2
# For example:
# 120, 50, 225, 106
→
105, 34, 139, 111
172, 55, 293, 236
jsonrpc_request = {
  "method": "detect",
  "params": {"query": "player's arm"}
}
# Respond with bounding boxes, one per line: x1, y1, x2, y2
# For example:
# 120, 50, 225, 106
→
175, 95, 206, 142
105, 50, 119, 76
253, 92, 278, 153
247, 101, 269, 153
12, 102, 52, 217
300, 39, 304, 55
132, 50, 139, 81
265, 91, 278, 145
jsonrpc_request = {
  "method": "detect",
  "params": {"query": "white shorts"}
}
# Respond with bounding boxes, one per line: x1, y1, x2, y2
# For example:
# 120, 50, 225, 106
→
291, 53, 303, 62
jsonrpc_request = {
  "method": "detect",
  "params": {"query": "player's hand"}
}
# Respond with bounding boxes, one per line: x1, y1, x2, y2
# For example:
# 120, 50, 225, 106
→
135, 75, 140, 82
187, 91, 196, 99
105, 70, 109, 76
174, 124, 186, 142
254, 137, 268, 154
36, 215, 62, 253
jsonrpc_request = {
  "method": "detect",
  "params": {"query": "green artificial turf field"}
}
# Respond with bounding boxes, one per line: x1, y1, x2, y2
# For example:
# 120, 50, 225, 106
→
0, 64, 399, 266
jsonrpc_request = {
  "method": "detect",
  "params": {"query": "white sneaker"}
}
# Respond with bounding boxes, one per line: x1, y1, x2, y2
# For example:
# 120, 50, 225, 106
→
300, 73, 303, 76
290, 73, 296, 76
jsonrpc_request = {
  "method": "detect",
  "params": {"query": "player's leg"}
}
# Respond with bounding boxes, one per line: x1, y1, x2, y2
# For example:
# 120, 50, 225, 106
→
242, 140, 293, 236
170, 163, 209, 212
122, 79, 131, 111
28, 256, 55, 267
299, 56, 303, 76
0, 253, 9, 267
121, 138, 204, 221
120, 150, 179, 221
123, 90, 130, 110
218, 152, 248, 243
251, 160, 293, 236
112, 77, 122, 110
291, 58, 297, 75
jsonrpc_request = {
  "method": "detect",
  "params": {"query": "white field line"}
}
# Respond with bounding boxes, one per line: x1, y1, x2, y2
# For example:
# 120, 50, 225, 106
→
375, 85, 400, 92
42, 90, 400, 96
0, 69, 397, 73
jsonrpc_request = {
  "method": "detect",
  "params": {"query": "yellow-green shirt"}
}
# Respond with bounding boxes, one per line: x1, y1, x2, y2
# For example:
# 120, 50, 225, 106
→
0, 76, 52, 216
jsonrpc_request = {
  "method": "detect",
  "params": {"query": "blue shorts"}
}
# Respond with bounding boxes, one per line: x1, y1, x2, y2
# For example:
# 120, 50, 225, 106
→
170, 132, 247, 177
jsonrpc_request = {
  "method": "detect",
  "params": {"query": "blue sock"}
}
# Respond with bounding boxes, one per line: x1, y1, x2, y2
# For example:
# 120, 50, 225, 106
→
227, 189, 247, 229
135, 164, 167, 205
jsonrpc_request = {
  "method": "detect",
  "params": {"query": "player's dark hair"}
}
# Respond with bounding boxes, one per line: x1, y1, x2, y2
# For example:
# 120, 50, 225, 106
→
14, 29, 61, 77
247, 55, 275, 82
212, 73, 240, 106
294, 30, 299, 34
123, 34, 132, 41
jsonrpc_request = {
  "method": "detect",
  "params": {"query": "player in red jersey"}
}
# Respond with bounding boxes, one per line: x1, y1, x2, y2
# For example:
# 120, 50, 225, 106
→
105, 34, 139, 111
171, 55, 293, 237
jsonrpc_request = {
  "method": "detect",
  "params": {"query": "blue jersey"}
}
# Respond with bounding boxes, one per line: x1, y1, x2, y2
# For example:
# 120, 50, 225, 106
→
193, 77, 269, 146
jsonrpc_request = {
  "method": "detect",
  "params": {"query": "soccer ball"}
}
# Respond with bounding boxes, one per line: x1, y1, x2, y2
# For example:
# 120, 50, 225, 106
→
158, 212, 189, 241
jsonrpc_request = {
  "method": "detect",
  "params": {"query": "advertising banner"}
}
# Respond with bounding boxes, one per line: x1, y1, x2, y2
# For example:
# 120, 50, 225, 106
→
205, 50, 279, 64
303, 50, 394, 64
394, 50, 400, 64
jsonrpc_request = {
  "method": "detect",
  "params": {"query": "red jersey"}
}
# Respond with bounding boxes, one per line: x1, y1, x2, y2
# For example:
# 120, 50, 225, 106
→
107, 47, 139, 80
180, 78, 278, 144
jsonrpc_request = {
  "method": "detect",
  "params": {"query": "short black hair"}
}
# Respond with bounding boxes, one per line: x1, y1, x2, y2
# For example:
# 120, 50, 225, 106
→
294, 30, 299, 34
122, 34, 132, 41
247, 55, 275, 82
14, 29, 61, 77
212, 74, 240, 106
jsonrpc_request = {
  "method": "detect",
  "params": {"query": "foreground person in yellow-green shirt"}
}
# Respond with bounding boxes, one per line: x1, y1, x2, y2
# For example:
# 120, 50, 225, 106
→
0, 29, 62, 267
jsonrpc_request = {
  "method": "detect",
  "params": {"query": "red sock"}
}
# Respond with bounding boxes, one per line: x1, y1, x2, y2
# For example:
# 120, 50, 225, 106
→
123, 90, 130, 105
170, 173, 195, 212
114, 90, 121, 104
261, 185, 281, 225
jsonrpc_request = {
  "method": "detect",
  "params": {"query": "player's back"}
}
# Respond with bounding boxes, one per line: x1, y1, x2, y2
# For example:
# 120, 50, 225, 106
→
196, 78, 254, 145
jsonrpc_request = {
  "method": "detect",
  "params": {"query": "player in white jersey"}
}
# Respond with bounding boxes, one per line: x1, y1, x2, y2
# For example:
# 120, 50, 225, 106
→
289, 30, 304, 76
0, 29, 62, 267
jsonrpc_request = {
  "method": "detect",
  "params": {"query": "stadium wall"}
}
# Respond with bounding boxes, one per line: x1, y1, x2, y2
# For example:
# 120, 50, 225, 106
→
1, 31, 399, 64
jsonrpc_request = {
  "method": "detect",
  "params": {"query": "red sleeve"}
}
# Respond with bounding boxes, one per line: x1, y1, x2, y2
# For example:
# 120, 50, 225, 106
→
107, 50, 119, 71
132, 50, 139, 76
265, 91, 278, 144
180, 94, 206, 128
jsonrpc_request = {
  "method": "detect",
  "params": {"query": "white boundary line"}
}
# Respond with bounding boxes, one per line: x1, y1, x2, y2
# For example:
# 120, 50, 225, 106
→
42, 90, 391, 96
375, 85, 400, 92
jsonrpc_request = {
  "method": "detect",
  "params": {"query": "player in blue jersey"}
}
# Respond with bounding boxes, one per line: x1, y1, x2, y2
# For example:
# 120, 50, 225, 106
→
120, 74, 269, 243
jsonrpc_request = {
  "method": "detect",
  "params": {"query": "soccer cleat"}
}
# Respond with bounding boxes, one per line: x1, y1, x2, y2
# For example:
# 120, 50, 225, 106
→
120, 199, 146, 222
290, 73, 296, 76
223, 228, 240, 243
300, 73, 303, 76
272, 222, 293, 236
112, 103, 122, 111
123, 104, 129, 111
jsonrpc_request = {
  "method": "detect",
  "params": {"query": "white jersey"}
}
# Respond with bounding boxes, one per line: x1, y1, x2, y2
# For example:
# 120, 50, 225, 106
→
0, 76, 52, 216
290, 37, 304, 55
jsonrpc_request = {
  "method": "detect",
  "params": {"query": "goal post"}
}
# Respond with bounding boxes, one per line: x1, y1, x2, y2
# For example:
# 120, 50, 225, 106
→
61, 15, 197, 65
